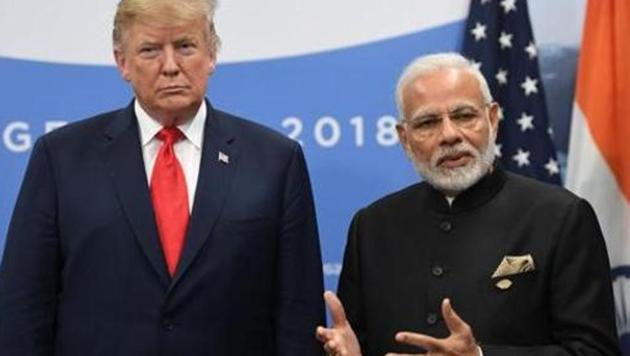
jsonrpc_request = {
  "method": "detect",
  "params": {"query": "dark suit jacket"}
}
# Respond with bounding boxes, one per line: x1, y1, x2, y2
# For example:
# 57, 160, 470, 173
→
0, 101, 325, 355
338, 167, 620, 356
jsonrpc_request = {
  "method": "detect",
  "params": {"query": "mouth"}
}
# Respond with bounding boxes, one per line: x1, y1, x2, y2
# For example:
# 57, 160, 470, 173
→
437, 151, 473, 168
158, 85, 189, 94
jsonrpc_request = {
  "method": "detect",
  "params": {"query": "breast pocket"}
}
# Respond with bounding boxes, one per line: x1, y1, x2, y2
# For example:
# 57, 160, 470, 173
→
488, 270, 538, 298
480, 270, 545, 336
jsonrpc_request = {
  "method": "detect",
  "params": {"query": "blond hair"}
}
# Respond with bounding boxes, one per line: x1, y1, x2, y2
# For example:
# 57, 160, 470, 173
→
113, 0, 220, 55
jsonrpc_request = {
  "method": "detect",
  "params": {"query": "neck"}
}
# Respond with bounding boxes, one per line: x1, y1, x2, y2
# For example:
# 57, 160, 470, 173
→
139, 102, 201, 127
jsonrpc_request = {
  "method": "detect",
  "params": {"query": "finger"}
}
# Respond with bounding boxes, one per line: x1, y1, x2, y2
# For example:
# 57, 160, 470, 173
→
324, 291, 348, 327
394, 331, 443, 350
441, 298, 469, 334
316, 326, 334, 343
384, 353, 423, 356
324, 340, 343, 354
323, 341, 335, 354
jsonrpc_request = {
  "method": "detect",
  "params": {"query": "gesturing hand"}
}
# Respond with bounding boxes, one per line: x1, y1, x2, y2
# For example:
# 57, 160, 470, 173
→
315, 291, 362, 356
386, 299, 480, 356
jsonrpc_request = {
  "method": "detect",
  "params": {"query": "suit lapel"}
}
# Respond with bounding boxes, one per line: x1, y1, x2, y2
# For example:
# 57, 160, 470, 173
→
170, 104, 240, 289
103, 103, 170, 287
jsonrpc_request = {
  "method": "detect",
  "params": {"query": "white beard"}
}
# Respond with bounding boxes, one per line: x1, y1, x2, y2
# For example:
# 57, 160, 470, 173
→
408, 135, 496, 195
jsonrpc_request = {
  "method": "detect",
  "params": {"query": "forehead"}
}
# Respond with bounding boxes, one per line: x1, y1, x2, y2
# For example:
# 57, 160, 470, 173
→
403, 68, 484, 113
124, 16, 207, 43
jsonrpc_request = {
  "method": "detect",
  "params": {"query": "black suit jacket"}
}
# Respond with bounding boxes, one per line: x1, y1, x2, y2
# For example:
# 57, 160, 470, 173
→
0, 101, 325, 355
338, 168, 619, 355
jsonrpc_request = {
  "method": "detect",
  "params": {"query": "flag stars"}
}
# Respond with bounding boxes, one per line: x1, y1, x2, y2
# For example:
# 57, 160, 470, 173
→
516, 112, 534, 132
512, 148, 531, 167
521, 76, 539, 96
544, 158, 560, 176
496, 68, 508, 85
471, 22, 487, 41
463, 0, 559, 184
525, 41, 537, 59
500, 0, 517, 14
499, 31, 514, 49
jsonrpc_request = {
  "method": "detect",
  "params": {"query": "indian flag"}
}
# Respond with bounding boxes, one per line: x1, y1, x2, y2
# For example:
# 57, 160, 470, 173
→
565, 0, 630, 347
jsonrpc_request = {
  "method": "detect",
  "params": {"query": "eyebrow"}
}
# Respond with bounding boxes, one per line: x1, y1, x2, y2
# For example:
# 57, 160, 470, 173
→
174, 35, 198, 43
416, 103, 478, 115
136, 39, 161, 47
449, 104, 480, 113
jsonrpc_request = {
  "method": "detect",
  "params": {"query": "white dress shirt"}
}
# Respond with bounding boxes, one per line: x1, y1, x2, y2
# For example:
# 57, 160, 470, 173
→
135, 100, 206, 213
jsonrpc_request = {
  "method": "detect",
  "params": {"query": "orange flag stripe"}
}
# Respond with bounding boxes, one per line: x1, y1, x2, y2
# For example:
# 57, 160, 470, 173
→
576, 0, 630, 202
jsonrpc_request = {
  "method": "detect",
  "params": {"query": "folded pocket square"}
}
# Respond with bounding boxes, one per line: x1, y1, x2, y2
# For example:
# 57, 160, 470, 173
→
492, 254, 535, 278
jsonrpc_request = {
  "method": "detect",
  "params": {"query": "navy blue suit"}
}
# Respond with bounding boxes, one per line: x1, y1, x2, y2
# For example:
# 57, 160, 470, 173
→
0, 101, 325, 355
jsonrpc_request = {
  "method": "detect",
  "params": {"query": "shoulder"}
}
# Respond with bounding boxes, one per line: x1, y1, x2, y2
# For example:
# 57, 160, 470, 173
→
39, 107, 125, 148
502, 171, 584, 210
355, 182, 426, 220
28, 108, 129, 163
213, 109, 297, 152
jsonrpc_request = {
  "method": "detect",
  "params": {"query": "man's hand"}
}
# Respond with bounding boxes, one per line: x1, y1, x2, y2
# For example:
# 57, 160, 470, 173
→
315, 291, 362, 356
386, 299, 481, 356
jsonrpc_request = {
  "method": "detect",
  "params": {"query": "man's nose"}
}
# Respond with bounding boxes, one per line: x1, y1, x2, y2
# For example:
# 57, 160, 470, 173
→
439, 117, 463, 145
161, 48, 180, 77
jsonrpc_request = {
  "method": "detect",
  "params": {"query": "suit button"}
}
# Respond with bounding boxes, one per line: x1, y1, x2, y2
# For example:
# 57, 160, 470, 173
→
426, 313, 438, 325
162, 319, 175, 331
440, 221, 452, 232
432, 266, 444, 277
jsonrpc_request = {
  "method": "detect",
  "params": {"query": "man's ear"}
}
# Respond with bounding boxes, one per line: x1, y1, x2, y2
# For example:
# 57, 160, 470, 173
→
114, 49, 131, 82
488, 102, 500, 135
207, 57, 216, 76
396, 122, 410, 152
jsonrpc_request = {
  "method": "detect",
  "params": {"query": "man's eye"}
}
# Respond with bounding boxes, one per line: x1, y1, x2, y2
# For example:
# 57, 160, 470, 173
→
178, 43, 196, 53
413, 118, 440, 129
139, 47, 158, 55
451, 112, 477, 122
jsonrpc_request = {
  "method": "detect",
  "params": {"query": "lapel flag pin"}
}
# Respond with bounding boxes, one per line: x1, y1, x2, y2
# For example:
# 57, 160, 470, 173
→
218, 151, 230, 164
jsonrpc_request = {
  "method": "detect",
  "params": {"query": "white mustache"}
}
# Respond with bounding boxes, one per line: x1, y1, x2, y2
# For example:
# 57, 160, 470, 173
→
432, 143, 478, 168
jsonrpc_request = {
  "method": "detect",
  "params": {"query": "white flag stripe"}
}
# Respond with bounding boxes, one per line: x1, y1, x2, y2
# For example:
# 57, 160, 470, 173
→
566, 104, 630, 268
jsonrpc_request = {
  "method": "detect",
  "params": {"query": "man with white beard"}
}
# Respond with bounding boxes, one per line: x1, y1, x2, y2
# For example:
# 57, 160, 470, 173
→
316, 53, 620, 356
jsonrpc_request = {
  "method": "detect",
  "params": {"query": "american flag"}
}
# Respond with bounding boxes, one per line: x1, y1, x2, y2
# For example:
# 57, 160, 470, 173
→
462, 0, 561, 184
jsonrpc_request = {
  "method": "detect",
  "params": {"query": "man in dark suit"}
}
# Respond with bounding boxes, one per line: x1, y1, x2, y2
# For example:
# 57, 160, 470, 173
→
0, 0, 325, 354
316, 53, 620, 355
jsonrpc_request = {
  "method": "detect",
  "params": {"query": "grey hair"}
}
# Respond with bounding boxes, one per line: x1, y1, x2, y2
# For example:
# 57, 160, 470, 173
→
113, 0, 221, 55
395, 52, 493, 121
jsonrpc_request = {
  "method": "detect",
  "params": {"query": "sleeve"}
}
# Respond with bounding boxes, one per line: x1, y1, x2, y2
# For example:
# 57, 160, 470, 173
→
0, 137, 61, 356
481, 198, 621, 356
274, 143, 326, 356
337, 210, 369, 352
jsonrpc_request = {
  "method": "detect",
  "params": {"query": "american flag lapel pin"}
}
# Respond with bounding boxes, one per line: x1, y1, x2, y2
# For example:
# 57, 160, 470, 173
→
218, 151, 230, 164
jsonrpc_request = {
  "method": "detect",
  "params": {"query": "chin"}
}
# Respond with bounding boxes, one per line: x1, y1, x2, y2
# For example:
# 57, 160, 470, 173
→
413, 158, 489, 194
159, 97, 199, 110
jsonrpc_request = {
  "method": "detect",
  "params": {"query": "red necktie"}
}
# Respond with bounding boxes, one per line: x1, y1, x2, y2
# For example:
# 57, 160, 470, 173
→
150, 127, 189, 276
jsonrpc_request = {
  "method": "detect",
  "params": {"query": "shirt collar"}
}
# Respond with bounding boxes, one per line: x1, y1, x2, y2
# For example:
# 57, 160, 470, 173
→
135, 100, 206, 149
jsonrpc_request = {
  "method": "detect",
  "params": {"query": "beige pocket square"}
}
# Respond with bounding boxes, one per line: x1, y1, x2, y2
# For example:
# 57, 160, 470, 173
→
491, 254, 535, 278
